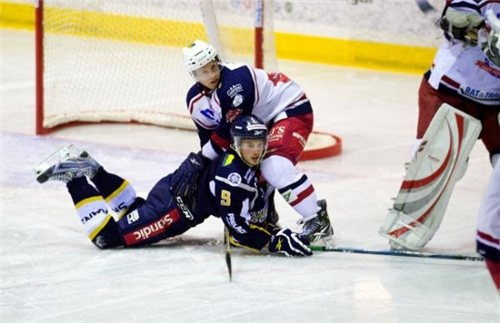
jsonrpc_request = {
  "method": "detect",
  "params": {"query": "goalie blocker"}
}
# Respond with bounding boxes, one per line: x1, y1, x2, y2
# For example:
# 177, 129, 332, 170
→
379, 103, 482, 250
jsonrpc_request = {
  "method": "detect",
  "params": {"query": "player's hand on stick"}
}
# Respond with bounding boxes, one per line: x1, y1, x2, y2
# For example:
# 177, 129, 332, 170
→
170, 151, 207, 197
269, 228, 312, 257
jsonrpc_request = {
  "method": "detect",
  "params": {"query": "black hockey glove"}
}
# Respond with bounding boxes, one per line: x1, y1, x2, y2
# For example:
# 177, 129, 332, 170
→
269, 228, 312, 257
170, 151, 208, 198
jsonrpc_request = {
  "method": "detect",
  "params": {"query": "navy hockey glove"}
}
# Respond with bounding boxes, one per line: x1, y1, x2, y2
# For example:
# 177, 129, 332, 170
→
269, 228, 312, 257
170, 152, 207, 198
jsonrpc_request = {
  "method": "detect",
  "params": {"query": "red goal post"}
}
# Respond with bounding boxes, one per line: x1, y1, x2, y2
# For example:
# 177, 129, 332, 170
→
35, 0, 341, 159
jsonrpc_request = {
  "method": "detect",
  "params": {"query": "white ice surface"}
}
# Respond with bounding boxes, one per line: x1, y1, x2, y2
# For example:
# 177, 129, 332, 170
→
1, 29, 499, 323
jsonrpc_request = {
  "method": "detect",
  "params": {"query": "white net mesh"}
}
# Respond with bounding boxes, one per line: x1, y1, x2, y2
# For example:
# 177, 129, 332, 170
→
40, 0, 277, 131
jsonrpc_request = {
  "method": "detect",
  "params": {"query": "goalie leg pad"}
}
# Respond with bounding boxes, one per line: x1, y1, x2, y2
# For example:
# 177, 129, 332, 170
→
380, 104, 482, 250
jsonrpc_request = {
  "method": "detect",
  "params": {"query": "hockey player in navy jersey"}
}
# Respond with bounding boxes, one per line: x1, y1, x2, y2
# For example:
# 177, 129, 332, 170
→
175, 40, 333, 245
34, 115, 312, 257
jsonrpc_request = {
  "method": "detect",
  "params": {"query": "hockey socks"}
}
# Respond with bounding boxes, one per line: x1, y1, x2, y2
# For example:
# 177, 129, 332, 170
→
91, 168, 137, 221
261, 155, 320, 220
66, 176, 117, 244
277, 174, 320, 221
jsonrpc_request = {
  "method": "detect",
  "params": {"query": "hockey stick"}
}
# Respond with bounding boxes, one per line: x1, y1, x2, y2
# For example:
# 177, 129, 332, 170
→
415, 0, 436, 13
310, 246, 484, 262
224, 227, 232, 282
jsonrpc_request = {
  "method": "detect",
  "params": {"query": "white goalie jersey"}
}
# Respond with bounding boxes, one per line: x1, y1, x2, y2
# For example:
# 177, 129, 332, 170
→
427, 0, 500, 106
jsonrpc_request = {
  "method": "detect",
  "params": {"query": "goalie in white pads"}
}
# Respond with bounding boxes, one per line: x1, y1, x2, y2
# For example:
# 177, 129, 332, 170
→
379, 104, 481, 250
380, 1, 500, 250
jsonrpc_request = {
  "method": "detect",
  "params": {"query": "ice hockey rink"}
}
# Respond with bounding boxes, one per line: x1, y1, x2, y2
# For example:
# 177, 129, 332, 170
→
2, 28, 499, 322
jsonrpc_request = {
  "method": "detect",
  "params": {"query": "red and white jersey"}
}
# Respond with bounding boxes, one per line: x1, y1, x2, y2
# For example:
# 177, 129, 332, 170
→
210, 63, 310, 125
428, 1, 500, 106
186, 63, 313, 154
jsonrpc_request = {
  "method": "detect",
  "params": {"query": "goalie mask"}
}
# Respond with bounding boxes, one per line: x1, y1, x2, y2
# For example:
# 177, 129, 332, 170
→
230, 115, 268, 167
183, 40, 221, 76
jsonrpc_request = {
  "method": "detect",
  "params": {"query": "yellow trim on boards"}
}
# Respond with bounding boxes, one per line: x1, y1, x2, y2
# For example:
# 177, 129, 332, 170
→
0, 1, 435, 74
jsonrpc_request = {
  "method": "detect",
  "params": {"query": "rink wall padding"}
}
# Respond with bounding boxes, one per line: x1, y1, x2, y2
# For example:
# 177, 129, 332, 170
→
0, 1, 436, 74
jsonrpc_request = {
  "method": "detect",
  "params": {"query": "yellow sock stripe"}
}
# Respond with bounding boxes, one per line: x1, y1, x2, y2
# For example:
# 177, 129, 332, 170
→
0, 1, 436, 74
75, 196, 105, 210
104, 180, 130, 203
88, 214, 113, 241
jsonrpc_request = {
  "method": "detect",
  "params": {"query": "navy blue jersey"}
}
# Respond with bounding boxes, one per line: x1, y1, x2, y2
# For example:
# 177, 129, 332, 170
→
195, 149, 275, 251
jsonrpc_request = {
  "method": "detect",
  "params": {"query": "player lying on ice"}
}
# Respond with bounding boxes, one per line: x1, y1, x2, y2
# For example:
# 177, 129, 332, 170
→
34, 115, 312, 257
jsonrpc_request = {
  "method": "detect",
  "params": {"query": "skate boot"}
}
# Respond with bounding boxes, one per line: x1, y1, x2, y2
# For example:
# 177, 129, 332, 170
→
299, 199, 334, 245
34, 144, 100, 184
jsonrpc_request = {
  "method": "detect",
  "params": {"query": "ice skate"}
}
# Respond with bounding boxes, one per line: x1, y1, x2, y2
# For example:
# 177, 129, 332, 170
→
34, 144, 100, 184
299, 199, 334, 246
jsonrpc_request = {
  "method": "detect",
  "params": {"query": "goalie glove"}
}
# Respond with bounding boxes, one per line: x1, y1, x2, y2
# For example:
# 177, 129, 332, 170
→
268, 228, 312, 257
170, 151, 208, 198
439, 8, 485, 46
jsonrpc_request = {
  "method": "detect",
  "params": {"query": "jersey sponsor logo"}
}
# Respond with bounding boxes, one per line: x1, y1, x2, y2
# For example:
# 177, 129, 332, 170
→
228, 172, 242, 185
250, 207, 267, 223
227, 213, 247, 234
280, 189, 297, 203
200, 108, 218, 121
461, 86, 500, 101
225, 108, 243, 123
267, 72, 291, 86
232, 94, 244, 107
81, 208, 108, 224
223, 154, 235, 166
127, 210, 140, 224
268, 125, 285, 143
112, 202, 128, 214
123, 209, 180, 245
175, 196, 194, 221
475, 59, 500, 79
292, 131, 306, 147
227, 83, 243, 97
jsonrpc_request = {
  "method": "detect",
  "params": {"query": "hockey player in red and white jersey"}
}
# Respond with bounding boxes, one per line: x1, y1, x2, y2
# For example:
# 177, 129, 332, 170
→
379, 1, 500, 252
176, 40, 333, 245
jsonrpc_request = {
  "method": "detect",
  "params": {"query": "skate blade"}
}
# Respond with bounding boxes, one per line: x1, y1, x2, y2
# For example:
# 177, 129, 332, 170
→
310, 233, 334, 248
34, 144, 81, 183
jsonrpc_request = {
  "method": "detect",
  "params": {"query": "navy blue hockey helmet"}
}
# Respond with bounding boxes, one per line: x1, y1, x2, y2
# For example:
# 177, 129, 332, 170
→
230, 115, 268, 164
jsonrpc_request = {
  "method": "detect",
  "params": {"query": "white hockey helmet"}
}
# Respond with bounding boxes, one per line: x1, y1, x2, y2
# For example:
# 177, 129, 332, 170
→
183, 40, 220, 75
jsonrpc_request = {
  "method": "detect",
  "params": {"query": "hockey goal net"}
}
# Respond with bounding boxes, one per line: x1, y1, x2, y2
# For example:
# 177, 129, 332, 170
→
35, 0, 277, 134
